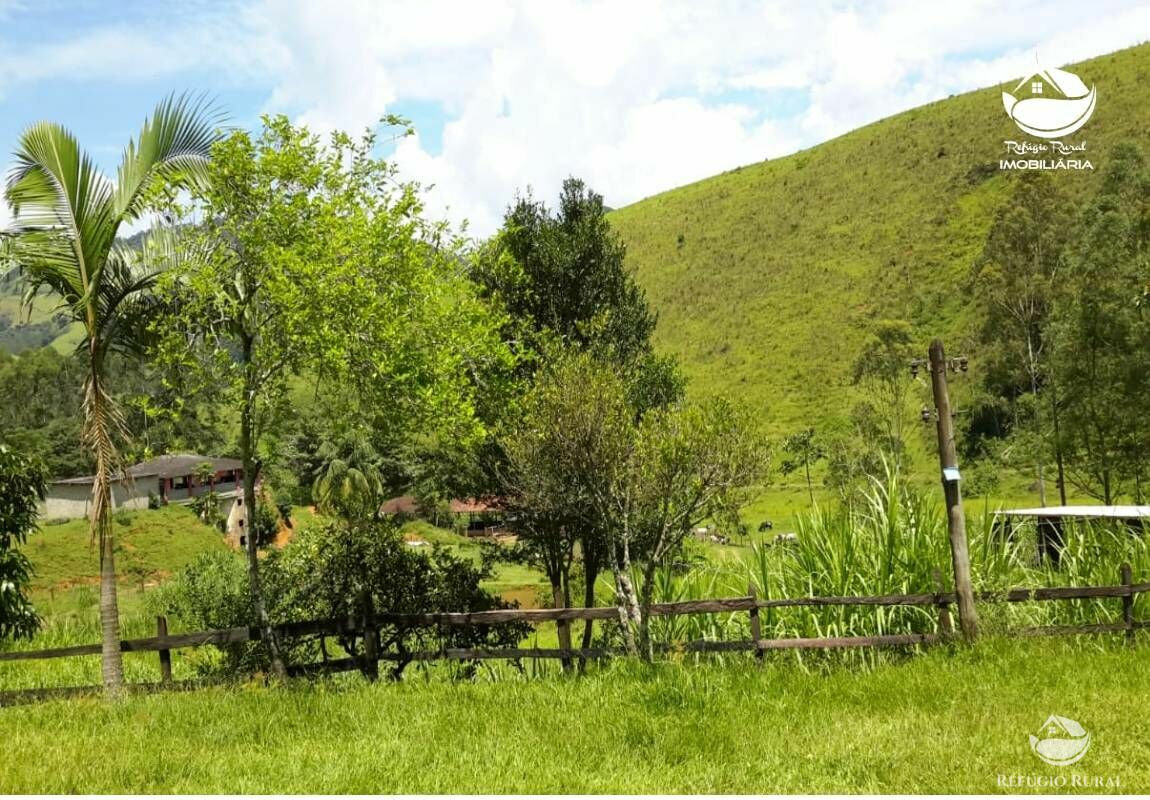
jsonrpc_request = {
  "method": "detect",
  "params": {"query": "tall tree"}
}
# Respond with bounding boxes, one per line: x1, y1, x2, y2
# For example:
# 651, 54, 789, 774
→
158, 116, 509, 676
851, 319, 917, 468
972, 173, 1072, 504
1050, 143, 1150, 503
474, 177, 656, 365
621, 398, 769, 658
4, 95, 220, 692
477, 179, 683, 640
780, 427, 825, 504
500, 348, 633, 665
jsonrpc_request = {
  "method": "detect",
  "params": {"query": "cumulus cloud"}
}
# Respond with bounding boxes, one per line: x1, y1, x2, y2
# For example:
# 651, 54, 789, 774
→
2, 0, 1149, 235
239, 0, 1150, 234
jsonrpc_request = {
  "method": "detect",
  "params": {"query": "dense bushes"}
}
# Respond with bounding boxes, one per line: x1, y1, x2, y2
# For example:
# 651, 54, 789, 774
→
0, 444, 46, 640
156, 517, 528, 678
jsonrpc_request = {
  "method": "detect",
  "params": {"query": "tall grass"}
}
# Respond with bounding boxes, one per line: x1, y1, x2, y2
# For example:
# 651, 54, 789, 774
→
655, 464, 1150, 649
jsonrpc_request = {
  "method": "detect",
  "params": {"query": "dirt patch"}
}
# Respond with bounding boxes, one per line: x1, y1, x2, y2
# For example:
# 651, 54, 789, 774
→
53, 576, 99, 590
272, 519, 295, 549
499, 585, 543, 609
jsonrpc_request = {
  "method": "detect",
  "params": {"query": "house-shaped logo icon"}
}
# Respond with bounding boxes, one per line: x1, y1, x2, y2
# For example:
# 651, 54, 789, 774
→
1029, 714, 1092, 766
1002, 62, 1097, 138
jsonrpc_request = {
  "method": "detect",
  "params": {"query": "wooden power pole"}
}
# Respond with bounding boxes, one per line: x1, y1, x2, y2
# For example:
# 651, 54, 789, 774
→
928, 339, 979, 641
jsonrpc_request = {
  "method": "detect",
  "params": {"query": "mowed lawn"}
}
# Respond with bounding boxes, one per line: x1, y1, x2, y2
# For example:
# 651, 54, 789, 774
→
1, 639, 1147, 793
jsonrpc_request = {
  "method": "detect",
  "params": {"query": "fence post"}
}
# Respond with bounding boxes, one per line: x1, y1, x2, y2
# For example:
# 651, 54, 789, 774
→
554, 585, 573, 672
932, 569, 953, 638
156, 615, 172, 684
1121, 562, 1134, 646
747, 584, 764, 666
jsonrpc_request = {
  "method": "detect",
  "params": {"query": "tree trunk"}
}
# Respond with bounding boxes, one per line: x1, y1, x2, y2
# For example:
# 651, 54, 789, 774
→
84, 365, 124, 695
1050, 381, 1068, 506
578, 558, 599, 672
240, 335, 288, 681
552, 580, 572, 672
637, 563, 657, 662
98, 516, 123, 694
1027, 334, 1046, 506
612, 539, 640, 656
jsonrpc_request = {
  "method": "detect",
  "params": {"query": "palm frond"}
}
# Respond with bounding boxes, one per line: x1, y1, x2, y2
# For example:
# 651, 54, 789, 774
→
114, 92, 225, 221
6, 121, 116, 307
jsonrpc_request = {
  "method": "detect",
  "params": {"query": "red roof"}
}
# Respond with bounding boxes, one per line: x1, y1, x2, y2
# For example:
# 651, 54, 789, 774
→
379, 495, 504, 515
379, 495, 419, 515
449, 497, 503, 514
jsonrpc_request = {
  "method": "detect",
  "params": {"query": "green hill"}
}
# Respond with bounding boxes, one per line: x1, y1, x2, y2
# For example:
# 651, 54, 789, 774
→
612, 43, 1150, 434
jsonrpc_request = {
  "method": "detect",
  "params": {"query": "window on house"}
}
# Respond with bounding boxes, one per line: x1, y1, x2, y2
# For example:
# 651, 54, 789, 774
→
1032, 82, 1042, 94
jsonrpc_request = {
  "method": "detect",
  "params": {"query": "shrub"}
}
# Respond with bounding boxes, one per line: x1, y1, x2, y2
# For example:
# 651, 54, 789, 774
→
157, 517, 529, 679
0, 445, 45, 640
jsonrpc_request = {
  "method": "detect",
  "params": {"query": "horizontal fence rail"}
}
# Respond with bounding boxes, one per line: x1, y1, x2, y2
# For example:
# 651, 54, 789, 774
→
2, 564, 1145, 705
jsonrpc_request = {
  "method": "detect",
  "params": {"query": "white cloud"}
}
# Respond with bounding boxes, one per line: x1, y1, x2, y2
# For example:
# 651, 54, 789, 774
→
3, 1, 1150, 236
239, 0, 1150, 235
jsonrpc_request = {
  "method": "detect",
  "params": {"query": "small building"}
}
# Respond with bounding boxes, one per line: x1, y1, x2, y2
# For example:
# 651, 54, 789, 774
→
993, 505, 1150, 565
381, 494, 506, 535
42, 454, 245, 521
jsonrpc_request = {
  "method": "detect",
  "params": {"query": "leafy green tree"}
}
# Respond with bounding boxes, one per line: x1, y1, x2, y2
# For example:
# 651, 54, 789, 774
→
971, 173, 1073, 504
157, 115, 510, 677
621, 398, 770, 658
478, 180, 683, 656
473, 177, 684, 444
500, 348, 632, 664
4, 95, 220, 692
474, 177, 656, 366
0, 444, 46, 640
311, 425, 387, 520
851, 319, 917, 468
503, 348, 768, 659
1050, 143, 1150, 502
780, 427, 825, 504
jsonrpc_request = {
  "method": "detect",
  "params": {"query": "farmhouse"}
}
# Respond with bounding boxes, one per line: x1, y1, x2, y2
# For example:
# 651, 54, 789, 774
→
380, 494, 506, 535
42, 453, 245, 521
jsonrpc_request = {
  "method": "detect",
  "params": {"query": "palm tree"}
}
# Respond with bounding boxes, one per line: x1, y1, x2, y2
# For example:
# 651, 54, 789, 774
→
312, 431, 387, 519
4, 95, 221, 693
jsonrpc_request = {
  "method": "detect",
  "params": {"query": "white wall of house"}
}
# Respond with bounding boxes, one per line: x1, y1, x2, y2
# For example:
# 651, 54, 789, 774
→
40, 481, 151, 521
225, 495, 246, 548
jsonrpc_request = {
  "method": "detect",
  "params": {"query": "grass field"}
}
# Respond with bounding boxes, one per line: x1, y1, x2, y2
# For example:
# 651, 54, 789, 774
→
0, 638, 1144, 793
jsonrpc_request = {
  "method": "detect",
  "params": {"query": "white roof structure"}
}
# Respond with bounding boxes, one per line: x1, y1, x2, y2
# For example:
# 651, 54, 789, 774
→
994, 505, 1150, 520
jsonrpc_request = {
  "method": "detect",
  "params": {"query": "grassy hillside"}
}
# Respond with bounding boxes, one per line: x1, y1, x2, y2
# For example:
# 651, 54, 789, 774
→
27, 505, 228, 594
612, 43, 1150, 434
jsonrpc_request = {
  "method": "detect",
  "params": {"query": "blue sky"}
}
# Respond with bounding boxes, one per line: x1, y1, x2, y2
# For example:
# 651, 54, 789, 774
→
1, 0, 1148, 235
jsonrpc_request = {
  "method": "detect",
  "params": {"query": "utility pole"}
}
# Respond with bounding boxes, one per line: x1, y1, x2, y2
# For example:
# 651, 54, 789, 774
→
927, 339, 979, 641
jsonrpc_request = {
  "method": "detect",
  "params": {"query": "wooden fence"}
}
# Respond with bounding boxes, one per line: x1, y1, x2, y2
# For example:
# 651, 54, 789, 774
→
2, 564, 1147, 705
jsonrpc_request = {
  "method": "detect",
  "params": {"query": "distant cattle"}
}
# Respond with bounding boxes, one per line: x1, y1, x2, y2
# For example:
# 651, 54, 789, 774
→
772, 532, 798, 546
757, 520, 774, 532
